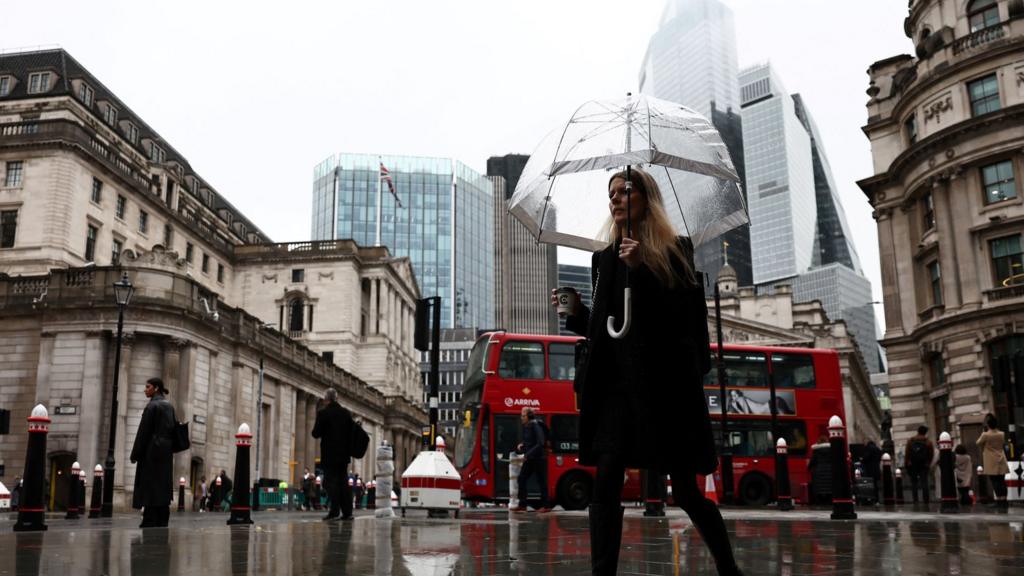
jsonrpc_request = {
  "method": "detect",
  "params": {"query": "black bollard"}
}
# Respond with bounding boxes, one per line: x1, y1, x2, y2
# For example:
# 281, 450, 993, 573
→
178, 477, 186, 512
938, 432, 958, 513
14, 404, 51, 532
642, 470, 666, 517
227, 423, 254, 525
775, 438, 794, 511
78, 470, 87, 516
65, 462, 82, 520
894, 468, 905, 505
828, 415, 857, 520
89, 464, 103, 518
975, 466, 989, 505
881, 453, 895, 506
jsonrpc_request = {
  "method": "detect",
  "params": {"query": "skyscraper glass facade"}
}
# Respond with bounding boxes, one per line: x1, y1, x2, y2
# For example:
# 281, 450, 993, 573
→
639, 0, 740, 119
792, 264, 880, 373
740, 63, 817, 286
312, 154, 494, 329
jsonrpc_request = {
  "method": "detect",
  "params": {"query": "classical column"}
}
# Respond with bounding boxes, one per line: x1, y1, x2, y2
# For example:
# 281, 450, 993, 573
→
76, 333, 107, 475
164, 338, 190, 492
294, 391, 307, 476
934, 175, 964, 308
113, 334, 135, 506
306, 396, 317, 472
370, 278, 380, 334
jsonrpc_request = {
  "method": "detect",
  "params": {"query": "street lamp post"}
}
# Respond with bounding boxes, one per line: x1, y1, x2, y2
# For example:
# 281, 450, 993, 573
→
102, 272, 134, 517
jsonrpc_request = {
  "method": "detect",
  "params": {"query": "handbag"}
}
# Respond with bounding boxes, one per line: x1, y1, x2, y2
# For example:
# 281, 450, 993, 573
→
172, 420, 191, 453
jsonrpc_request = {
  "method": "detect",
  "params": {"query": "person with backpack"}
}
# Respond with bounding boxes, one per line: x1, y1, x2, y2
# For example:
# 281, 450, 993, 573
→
311, 387, 354, 521
904, 425, 935, 505
512, 407, 551, 512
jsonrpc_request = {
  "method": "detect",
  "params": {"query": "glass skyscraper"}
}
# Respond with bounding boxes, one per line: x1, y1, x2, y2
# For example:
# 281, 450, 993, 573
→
639, 0, 740, 119
640, 0, 751, 286
740, 63, 817, 286
312, 154, 494, 329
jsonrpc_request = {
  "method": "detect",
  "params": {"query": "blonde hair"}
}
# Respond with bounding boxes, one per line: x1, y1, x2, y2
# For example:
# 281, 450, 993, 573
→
604, 168, 695, 288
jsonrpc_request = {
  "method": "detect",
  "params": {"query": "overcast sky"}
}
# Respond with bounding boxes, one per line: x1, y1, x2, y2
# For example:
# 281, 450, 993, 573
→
2, 0, 912, 325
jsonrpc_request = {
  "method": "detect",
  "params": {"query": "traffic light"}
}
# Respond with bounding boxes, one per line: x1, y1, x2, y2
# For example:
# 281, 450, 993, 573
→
415, 298, 430, 352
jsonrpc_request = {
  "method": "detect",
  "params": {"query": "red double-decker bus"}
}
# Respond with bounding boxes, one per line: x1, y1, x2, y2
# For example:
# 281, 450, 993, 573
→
455, 332, 845, 508
702, 344, 846, 505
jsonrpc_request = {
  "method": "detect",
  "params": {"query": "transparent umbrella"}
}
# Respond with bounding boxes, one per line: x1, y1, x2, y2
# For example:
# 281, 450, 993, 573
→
508, 94, 748, 336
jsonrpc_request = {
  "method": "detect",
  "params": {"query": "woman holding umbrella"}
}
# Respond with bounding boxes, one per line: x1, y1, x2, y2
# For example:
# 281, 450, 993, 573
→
554, 168, 742, 575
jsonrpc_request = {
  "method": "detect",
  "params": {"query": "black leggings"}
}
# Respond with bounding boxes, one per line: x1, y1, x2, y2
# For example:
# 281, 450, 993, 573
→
593, 454, 736, 570
989, 475, 1008, 499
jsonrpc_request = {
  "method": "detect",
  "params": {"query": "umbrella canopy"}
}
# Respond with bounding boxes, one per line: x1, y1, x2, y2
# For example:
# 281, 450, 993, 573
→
509, 94, 748, 252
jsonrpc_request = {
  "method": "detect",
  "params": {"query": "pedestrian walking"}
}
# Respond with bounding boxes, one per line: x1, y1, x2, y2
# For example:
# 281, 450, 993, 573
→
301, 467, 314, 510
953, 444, 973, 506
129, 377, 176, 528
219, 469, 233, 511
862, 439, 882, 502
976, 413, 1010, 511
511, 408, 551, 512
904, 425, 935, 504
557, 169, 742, 576
353, 475, 364, 509
807, 436, 833, 505
198, 475, 208, 512
311, 388, 354, 521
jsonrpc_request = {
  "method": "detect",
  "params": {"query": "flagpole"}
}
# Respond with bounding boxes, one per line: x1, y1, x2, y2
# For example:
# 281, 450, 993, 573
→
376, 156, 383, 247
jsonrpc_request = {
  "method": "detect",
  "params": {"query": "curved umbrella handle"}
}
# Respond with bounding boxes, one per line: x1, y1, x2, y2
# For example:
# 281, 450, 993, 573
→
606, 287, 632, 339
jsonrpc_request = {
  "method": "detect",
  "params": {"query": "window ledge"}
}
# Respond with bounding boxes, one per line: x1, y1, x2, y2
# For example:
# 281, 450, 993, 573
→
979, 196, 1023, 213
1, 185, 24, 192
917, 304, 945, 322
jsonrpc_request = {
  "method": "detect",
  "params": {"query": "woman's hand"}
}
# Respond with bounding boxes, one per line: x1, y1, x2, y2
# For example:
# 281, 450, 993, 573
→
619, 237, 641, 268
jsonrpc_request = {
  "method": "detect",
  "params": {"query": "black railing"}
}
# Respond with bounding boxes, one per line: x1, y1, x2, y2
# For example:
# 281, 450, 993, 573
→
953, 22, 1008, 55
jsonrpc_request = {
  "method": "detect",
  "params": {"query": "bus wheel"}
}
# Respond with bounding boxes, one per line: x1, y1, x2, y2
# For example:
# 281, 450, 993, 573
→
557, 472, 592, 511
738, 473, 773, 506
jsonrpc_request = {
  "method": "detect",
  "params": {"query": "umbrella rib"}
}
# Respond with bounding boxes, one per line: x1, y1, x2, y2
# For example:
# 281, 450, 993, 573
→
663, 164, 691, 239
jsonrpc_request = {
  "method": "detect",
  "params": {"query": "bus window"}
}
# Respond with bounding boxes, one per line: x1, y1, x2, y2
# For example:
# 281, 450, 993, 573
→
549, 414, 580, 454
771, 353, 816, 388
455, 406, 480, 469
710, 421, 808, 457
499, 341, 545, 380
704, 352, 768, 387
549, 342, 576, 381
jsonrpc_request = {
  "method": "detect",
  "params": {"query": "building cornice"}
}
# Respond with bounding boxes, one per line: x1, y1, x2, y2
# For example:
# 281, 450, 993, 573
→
858, 102, 1024, 200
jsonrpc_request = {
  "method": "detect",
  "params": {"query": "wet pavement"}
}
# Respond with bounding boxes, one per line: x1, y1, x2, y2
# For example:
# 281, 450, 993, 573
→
1, 507, 1023, 575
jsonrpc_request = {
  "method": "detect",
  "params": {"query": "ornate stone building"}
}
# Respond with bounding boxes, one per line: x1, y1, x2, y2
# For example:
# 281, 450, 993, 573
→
0, 48, 425, 509
712, 264, 883, 442
858, 0, 1024, 459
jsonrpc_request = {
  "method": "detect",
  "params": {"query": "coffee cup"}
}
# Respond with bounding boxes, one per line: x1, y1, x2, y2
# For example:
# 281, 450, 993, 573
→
555, 287, 578, 316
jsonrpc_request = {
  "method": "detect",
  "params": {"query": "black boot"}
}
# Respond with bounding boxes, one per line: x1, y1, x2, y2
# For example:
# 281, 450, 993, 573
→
588, 504, 624, 576
684, 497, 743, 576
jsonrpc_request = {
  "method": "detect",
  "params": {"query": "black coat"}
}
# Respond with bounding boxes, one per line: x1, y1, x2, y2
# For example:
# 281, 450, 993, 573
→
130, 393, 176, 509
311, 401, 353, 468
566, 237, 716, 474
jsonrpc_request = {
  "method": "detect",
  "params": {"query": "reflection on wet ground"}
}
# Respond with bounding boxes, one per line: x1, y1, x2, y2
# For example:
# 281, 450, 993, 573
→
1, 509, 1023, 575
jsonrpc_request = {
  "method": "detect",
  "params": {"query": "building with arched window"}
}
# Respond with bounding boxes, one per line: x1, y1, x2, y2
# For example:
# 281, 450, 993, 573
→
859, 0, 1024, 459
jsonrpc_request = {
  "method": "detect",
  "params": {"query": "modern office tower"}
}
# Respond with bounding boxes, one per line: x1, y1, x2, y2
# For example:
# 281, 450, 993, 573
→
740, 62, 818, 286
312, 154, 495, 329
488, 155, 558, 335
557, 264, 593, 335
694, 102, 753, 286
792, 95, 861, 272
640, 1, 750, 286
418, 328, 478, 440
639, 0, 740, 120
486, 154, 530, 200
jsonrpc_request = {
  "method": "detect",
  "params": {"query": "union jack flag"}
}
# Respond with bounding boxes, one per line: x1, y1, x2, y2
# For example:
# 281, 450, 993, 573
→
380, 163, 402, 208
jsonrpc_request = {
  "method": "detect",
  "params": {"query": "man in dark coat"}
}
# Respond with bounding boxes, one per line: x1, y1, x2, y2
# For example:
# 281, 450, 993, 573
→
130, 377, 177, 528
311, 387, 354, 520
512, 407, 551, 512
861, 439, 883, 501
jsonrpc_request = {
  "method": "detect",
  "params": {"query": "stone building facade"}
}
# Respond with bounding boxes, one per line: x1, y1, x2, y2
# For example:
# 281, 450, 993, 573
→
0, 48, 426, 508
858, 0, 1024, 459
